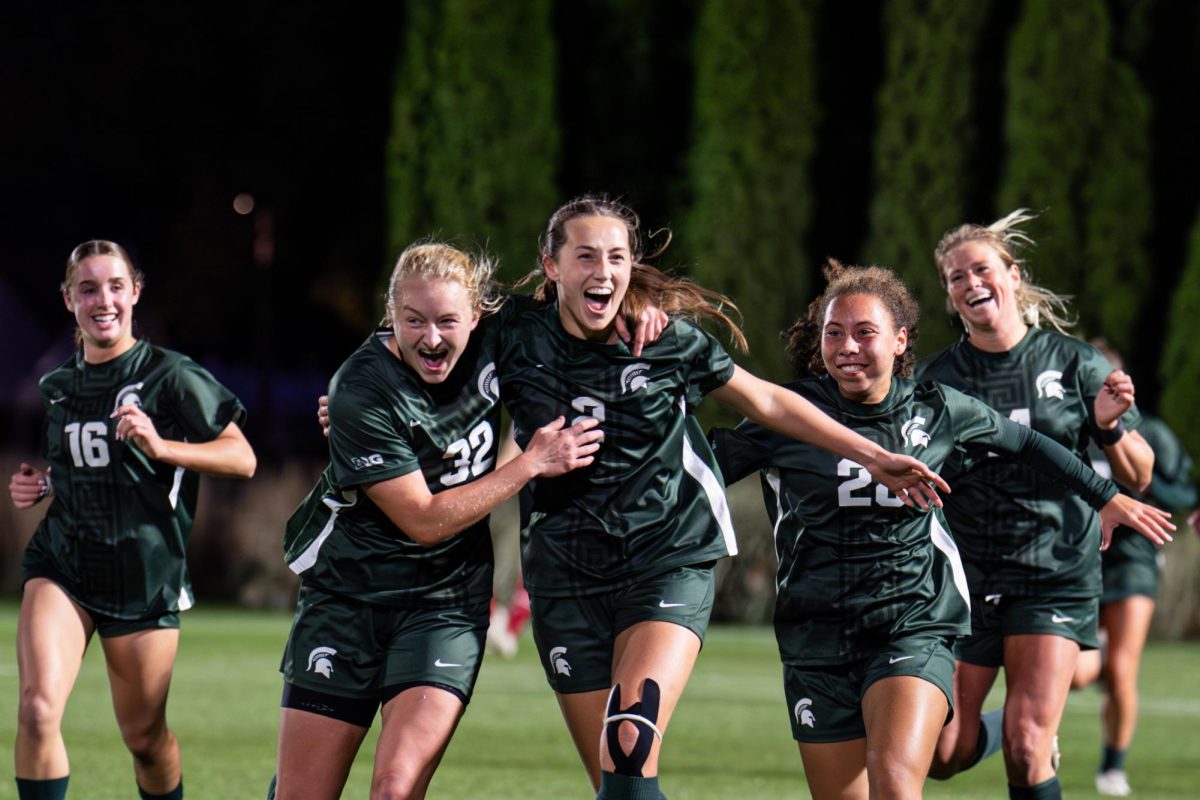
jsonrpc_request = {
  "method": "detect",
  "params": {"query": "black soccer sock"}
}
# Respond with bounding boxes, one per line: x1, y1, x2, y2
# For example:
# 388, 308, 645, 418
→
964, 708, 1005, 770
266, 774, 277, 800
1008, 776, 1061, 800
15, 776, 69, 800
137, 778, 182, 800
1099, 745, 1127, 773
596, 772, 665, 800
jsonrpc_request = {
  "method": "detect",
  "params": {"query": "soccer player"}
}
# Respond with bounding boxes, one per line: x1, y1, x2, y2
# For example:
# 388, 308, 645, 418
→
1071, 338, 1196, 797
707, 261, 1172, 800
917, 211, 1160, 800
273, 243, 608, 800
499, 196, 951, 800
9, 240, 256, 800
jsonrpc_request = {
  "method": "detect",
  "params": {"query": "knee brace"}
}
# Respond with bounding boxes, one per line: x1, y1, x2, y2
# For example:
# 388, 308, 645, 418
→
603, 678, 663, 777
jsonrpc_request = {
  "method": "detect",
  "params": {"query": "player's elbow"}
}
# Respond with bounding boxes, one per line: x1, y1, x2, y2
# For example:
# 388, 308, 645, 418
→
232, 451, 257, 479
405, 524, 444, 548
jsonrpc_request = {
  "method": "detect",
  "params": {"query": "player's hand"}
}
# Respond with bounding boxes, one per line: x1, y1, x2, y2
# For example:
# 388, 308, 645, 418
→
318, 395, 331, 438
616, 305, 669, 357
864, 452, 949, 510
523, 416, 603, 477
1095, 369, 1136, 431
1099, 494, 1174, 550
10, 463, 51, 509
112, 404, 169, 460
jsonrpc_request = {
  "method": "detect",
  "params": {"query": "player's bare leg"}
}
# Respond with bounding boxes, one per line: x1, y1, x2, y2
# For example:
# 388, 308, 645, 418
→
275, 708, 368, 800
798, 740, 868, 800
862, 675, 948, 798
929, 660, 998, 778
1001, 634, 1078, 788
370, 685, 465, 799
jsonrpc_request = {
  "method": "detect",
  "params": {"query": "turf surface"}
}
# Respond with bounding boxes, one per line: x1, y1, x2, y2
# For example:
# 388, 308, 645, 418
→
0, 607, 1197, 798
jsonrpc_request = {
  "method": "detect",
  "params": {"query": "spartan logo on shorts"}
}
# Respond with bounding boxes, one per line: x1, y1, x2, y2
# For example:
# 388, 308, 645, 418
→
620, 363, 650, 394
307, 646, 338, 678
900, 415, 931, 448
477, 361, 499, 402
112, 382, 145, 413
1036, 370, 1066, 400
793, 697, 816, 728
549, 646, 572, 677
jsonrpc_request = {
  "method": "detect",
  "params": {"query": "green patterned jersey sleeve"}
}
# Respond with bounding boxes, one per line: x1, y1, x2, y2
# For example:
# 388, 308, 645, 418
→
170, 357, 246, 440
327, 376, 421, 489
1140, 417, 1197, 509
1077, 343, 1142, 440
946, 385, 1118, 509
708, 423, 782, 485
677, 321, 736, 408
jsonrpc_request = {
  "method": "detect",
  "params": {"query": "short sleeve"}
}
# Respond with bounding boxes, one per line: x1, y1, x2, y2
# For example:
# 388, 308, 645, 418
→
708, 423, 780, 485
676, 321, 736, 408
327, 376, 422, 488
171, 358, 246, 442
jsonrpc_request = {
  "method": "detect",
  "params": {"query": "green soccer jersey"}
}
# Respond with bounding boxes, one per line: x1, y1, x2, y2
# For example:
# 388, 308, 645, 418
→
23, 340, 246, 618
283, 326, 499, 608
917, 328, 1140, 598
710, 375, 1117, 666
496, 298, 737, 597
1092, 415, 1195, 577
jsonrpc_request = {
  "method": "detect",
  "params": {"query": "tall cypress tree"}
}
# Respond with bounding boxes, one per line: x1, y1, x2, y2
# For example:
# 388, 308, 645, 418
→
863, 0, 988, 356
1159, 210, 1200, 474
683, 0, 819, 382
385, 0, 558, 286
998, 0, 1151, 351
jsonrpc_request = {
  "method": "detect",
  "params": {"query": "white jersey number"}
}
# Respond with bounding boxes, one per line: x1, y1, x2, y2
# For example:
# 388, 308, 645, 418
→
836, 458, 904, 508
441, 420, 496, 486
64, 421, 111, 468
570, 396, 606, 442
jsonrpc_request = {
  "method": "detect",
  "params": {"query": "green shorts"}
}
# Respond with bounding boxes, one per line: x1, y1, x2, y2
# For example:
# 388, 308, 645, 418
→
956, 593, 1099, 667
530, 563, 715, 693
782, 634, 955, 743
22, 574, 181, 638
1101, 530, 1161, 604
280, 584, 488, 703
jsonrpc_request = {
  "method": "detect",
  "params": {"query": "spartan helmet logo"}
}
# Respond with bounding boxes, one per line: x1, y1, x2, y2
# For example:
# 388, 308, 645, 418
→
307, 646, 338, 678
1036, 370, 1065, 400
794, 697, 816, 728
549, 646, 572, 677
477, 362, 499, 402
900, 416, 931, 448
620, 363, 650, 394
112, 382, 145, 414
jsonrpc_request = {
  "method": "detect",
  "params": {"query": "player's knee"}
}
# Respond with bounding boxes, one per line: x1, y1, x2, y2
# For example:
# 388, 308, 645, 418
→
119, 719, 172, 763
866, 747, 920, 793
371, 771, 421, 800
1002, 724, 1045, 779
603, 678, 662, 778
17, 685, 64, 739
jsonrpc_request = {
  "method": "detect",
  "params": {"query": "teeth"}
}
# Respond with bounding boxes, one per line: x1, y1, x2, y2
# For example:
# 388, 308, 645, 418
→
584, 288, 612, 298
94, 314, 117, 323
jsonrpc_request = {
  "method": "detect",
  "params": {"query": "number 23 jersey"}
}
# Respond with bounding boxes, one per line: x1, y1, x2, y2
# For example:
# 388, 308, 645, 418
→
283, 327, 499, 608
24, 340, 246, 619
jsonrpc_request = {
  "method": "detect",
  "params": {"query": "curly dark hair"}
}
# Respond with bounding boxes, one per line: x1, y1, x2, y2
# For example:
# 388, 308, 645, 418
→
784, 258, 920, 378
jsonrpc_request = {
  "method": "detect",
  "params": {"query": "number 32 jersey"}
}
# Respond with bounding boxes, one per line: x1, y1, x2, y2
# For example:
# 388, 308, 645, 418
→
710, 375, 1115, 665
284, 327, 499, 608
24, 340, 246, 619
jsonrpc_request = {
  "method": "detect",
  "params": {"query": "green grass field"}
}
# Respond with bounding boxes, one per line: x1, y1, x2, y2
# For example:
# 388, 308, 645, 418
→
0, 607, 1197, 798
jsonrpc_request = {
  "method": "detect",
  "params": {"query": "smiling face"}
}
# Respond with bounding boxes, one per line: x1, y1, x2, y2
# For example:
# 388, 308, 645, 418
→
941, 240, 1024, 336
543, 214, 632, 342
821, 292, 907, 404
63, 254, 141, 363
391, 276, 480, 384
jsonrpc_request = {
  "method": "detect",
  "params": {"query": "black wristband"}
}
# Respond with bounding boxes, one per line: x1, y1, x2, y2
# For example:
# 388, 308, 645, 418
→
1096, 419, 1126, 446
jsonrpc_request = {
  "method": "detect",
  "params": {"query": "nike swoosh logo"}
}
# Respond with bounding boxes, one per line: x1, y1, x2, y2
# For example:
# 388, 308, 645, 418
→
49, 396, 66, 405
433, 659, 463, 668
658, 601, 687, 608
1051, 614, 1075, 624
888, 655, 915, 665
984, 594, 1002, 604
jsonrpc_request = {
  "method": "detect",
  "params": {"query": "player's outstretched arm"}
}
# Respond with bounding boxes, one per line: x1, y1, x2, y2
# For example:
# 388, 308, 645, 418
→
709, 366, 948, 509
365, 416, 601, 547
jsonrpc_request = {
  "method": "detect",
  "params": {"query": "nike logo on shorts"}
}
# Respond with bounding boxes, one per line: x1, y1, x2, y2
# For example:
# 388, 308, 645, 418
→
888, 655, 915, 665
658, 601, 687, 608
433, 658, 463, 668
984, 594, 1002, 605
1051, 614, 1075, 624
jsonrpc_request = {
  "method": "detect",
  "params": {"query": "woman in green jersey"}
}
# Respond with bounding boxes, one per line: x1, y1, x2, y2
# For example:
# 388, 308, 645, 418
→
9, 241, 256, 800
504, 196, 951, 800
709, 261, 1172, 800
918, 212, 1162, 800
274, 242, 620, 800
1070, 338, 1196, 797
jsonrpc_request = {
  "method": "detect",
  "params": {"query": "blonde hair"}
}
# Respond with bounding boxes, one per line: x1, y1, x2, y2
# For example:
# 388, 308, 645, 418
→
383, 242, 501, 326
63, 240, 143, 294
934, 209, 1075, 334
519, 194, 748, 351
